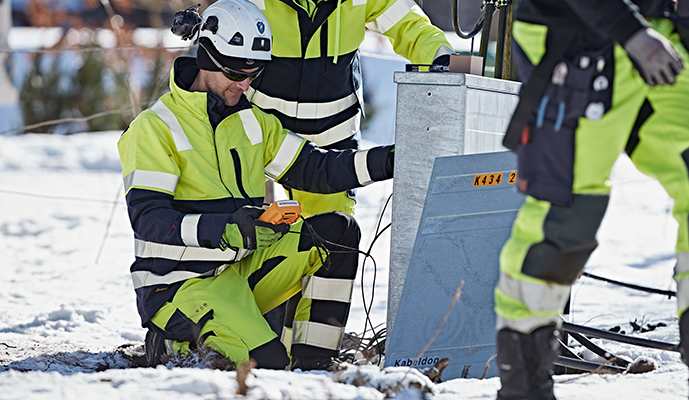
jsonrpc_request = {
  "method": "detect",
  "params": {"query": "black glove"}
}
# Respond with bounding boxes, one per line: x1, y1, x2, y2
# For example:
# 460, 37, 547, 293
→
429, 54, 451, 72
386, 146, 395, 177
624, 27, 684, 86
220, 206, 290, 250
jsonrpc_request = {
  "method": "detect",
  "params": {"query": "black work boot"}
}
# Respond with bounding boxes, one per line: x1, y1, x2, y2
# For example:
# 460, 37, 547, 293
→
496, 325, 559, 400
526, 326, 559, 400
145, 329, 168, 367
497, 329, 536, 400
679, 312, 689, 367
290, 356, 337, 371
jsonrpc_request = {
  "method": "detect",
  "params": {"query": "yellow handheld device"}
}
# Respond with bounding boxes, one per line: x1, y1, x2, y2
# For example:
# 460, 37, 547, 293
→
258, 200, 302, 225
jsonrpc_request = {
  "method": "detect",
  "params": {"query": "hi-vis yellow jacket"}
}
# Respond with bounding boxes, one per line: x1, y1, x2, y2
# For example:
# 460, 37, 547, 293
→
117, 57, 393, 325
247, 0, 453, 147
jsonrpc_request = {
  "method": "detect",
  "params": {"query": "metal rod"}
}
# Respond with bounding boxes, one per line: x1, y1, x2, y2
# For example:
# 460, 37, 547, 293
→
582, 271, 676, 298
554, 356, 626, 374
567, 330, 630, 367
495, 5, 508, 79
563, 322, 680, 352
479, 2, 495, 76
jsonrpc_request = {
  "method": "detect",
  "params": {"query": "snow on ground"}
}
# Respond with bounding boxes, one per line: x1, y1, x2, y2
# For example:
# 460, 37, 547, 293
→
1, 31, 688, 397
0, 129, 687, 399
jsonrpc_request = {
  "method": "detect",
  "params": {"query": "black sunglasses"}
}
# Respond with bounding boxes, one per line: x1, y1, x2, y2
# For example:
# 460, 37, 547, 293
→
200, 42, 265, 82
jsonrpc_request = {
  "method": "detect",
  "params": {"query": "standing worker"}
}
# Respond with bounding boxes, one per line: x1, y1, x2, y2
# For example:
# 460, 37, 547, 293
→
246, 0, 454, 217
246, 0, 454, 343
495, 0, 688, 398
118, 0, 394, 371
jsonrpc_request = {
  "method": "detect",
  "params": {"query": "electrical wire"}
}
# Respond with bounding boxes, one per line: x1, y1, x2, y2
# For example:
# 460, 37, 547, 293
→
286, 193, 393, 361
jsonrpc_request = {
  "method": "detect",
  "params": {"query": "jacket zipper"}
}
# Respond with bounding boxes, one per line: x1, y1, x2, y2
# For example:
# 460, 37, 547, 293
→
230, 148, 252, 200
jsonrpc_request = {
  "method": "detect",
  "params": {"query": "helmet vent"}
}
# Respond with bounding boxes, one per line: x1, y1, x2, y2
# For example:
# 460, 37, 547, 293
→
202, 16, 219, 34
229, 32, 244, 46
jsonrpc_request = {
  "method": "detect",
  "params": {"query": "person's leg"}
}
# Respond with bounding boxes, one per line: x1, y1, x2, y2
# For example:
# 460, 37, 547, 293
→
630, 18, 689, 370
148, 265, 289, 369
496, 21, 647, 399
225, 212, 360, 369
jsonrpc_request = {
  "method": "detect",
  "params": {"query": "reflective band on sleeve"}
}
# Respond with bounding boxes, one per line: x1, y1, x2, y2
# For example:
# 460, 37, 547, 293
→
496, 314, 562, 334
352, 0, 366, 5
301, 276, 354, 303
131, 263, 231, 289
238, 109, 263, 146
123, 170, 179, 194
434, 46, 455, 60
365, 0, 416, 34
149, 100, 193, 152
246, 87, 359, 120
180, 214, 201, 247
497, 271, 570, 313
297, 111, 360, 147
131, 269, 214, 289
265, 132, 305, 180
280, 326, 293, 353
354, 149, 373, 186
292, 320, 344, 351
134, 238, 252, 262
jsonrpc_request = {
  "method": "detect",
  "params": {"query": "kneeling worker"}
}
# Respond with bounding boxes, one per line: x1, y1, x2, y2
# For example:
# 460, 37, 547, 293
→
117, 0, 394, 371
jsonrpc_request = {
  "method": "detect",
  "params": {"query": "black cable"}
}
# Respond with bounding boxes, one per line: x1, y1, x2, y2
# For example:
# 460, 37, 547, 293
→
358, 193, 393, 359
581, 271, 676, 298
286, 193, 393, 362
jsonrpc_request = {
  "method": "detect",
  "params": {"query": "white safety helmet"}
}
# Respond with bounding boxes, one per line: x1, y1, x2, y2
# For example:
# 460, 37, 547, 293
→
199, 0, 272, 62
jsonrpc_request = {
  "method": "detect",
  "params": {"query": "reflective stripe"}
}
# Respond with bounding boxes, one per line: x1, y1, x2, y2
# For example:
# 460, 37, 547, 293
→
292, 320, 343, 351
247, 87, 362, 120
149, 100, 193, 152
434, 46, 455, 60
301, 276, 354, 303
131, 264, 230, 290
281, 326, 293, 353
248, 0, 265, 9
265, 132, 304, 180
497, 271, 570, 313
676, 253, 689, 311
238, 109, 263, 146
352, 0, 366, 5
297, 111, 360, 147
365, 0, 416, 34
123, 170, 179, 194
354, 149, 373, 186
134, 238, 252, 262
180, 214, 201, 247
496, 314, 562, 334
164, 340, 175, 355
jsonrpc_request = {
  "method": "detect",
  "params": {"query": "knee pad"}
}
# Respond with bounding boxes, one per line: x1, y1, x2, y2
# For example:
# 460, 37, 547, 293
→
298, 212, 361, 252
249, 337, 290, 370
522, 194, 609, 285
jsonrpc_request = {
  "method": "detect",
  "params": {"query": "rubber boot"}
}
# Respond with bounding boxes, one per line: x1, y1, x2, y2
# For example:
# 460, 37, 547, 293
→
680, 312, 689, 366
496, 325, 559, 400
526, 325, 559, 400
497, 329, 534, 400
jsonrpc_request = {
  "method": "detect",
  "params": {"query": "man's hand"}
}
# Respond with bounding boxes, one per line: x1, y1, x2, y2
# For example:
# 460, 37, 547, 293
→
221, 206, 290, 250
624, 27, 684, 86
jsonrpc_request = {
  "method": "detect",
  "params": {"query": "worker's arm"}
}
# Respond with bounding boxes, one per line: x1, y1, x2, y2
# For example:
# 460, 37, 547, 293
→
561, 0, 650, 44
117, 113, 230, 248
275, 141, 394, 193
365, 0, 454, 64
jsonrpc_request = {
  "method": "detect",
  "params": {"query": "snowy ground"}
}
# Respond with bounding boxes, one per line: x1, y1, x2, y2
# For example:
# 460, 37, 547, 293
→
0, 127, 687, 399
1, 27, 687, 400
